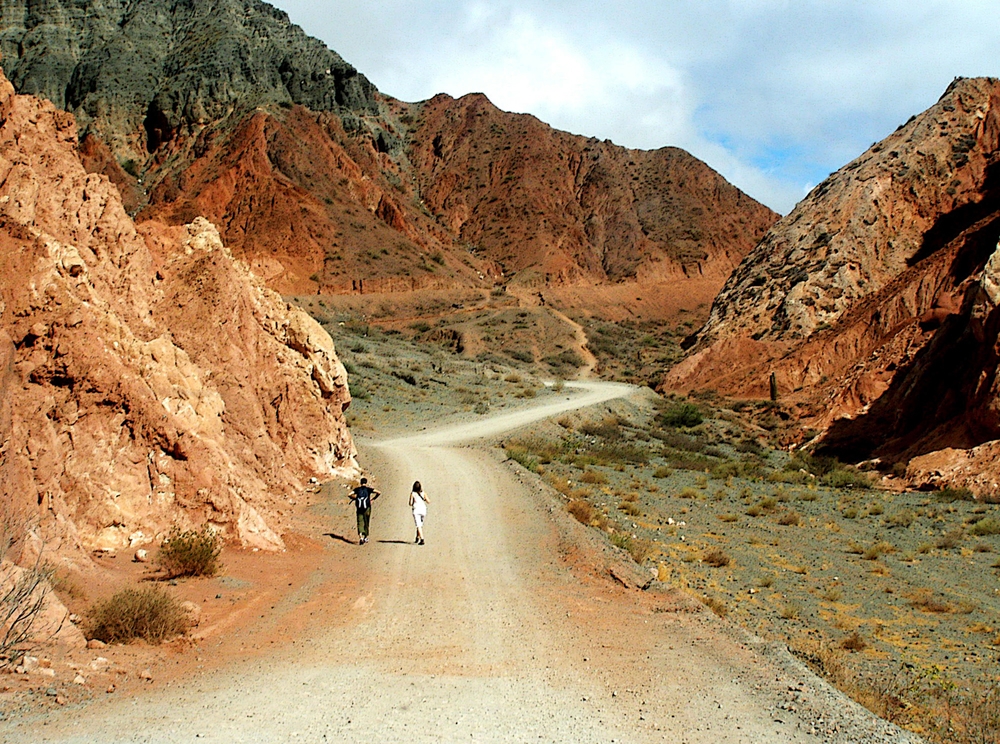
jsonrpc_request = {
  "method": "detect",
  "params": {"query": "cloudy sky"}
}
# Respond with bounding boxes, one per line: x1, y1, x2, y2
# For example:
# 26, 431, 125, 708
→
274, 1, 999, 214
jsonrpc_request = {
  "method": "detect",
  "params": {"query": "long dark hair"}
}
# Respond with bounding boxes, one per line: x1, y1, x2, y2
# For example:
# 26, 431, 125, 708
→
412, 480, 422, 493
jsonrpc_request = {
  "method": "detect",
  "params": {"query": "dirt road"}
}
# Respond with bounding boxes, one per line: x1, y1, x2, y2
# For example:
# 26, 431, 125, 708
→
11, 383, 918, 743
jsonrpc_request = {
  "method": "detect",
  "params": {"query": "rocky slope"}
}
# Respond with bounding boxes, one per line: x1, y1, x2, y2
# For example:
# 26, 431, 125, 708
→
0, 66, 356, 567
0, 0, 776, 306
667, 77, 1000, 491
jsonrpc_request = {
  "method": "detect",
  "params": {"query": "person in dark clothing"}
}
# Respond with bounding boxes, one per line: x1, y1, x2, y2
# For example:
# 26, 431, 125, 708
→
350, 477, 381, 544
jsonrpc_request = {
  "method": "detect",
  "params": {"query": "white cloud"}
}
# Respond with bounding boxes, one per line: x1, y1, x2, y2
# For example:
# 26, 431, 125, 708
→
274, 1, 1000, 214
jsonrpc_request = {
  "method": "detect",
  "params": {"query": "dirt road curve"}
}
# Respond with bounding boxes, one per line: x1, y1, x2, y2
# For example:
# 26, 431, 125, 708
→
15, 383, 918, 743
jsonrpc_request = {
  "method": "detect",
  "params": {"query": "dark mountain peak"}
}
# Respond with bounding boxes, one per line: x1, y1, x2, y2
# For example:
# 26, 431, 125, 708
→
0, 0, 378, 157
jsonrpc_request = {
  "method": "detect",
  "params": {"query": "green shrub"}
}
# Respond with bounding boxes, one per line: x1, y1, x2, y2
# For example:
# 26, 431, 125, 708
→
87, 586, 189, 644
658, 402, 703, 428
935, 487, 975, 502
156, 525, 223, 578
821, 467, 872, 489
970, 517, 1000, 537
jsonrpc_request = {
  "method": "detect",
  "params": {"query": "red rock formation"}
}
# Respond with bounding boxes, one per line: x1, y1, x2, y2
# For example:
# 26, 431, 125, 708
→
130, 93, 776, 306
667, 77, 1000, 492
0, 69, 356, 563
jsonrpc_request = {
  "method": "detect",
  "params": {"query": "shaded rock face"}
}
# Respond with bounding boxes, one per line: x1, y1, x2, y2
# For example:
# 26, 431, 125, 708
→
0, 0, 776, 304
667, 77, 1000, 492
0, 0, 377, 155
0, 68, 356, 558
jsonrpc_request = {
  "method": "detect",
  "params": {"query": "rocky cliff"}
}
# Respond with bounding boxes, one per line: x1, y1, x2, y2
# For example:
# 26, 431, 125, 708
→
0, 0, 777, 305
0, 67, 356, 562
667, 77, 1000, 492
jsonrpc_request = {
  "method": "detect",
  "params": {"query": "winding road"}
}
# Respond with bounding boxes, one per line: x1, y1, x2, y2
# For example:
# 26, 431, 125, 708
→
11, 382, 916, 743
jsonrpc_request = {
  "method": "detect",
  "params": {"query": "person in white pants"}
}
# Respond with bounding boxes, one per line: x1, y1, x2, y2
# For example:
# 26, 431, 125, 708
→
409, 480, 429, 545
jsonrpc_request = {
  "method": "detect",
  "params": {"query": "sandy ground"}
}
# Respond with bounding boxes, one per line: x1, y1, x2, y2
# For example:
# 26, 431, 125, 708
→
3, 383, 921, 743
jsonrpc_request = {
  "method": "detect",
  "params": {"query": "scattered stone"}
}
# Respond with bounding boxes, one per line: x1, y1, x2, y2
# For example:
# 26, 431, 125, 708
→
73, 674, 86, 685
87, 639, 106, 650
133, 549, 149, 563
90, 657, 110, 671
139, 669, 153, 681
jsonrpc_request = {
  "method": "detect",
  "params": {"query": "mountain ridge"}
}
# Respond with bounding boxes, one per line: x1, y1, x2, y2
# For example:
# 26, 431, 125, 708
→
0, 0, 777, 308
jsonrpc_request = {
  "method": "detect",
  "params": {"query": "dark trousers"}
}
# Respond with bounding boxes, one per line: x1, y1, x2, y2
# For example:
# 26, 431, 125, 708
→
356, 507, 371, 538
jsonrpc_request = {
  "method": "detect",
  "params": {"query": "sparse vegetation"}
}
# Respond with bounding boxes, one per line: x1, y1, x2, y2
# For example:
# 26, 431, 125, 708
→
0, 506, 53, 668
87, 586, 190, 644
156, 525, 223, 579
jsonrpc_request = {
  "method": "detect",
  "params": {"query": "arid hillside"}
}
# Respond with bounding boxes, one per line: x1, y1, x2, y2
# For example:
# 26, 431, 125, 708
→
0, 66, 356, 568
667, 76, 1000, 492
0, 0, 776, 314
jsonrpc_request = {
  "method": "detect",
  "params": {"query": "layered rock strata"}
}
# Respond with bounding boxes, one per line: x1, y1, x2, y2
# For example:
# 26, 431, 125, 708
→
667, 77, 1000, 492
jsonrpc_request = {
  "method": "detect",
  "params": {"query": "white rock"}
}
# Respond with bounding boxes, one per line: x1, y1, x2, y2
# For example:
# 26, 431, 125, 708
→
133, 549, 149, 563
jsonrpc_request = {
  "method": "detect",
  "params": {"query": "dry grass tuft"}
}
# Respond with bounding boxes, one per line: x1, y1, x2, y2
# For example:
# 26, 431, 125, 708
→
908, 589, 952, 614
567, 500, 595, 525
840, 630, 867, 651
702, 549, 731, 567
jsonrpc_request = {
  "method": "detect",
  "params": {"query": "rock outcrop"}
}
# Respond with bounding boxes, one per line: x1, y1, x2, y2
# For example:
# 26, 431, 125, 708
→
667, 77, 1000, 493
0, 0, 777, 307
0, 67, 356, 560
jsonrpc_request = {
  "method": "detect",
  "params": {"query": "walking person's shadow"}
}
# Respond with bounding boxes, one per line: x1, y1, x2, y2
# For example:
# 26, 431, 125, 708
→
324, 532, 356, 545
323, 533, 415, 546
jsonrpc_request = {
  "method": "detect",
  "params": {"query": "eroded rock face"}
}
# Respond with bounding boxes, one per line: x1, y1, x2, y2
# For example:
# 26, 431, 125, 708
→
666, 77, 1000, 493
0, 68, 356, 558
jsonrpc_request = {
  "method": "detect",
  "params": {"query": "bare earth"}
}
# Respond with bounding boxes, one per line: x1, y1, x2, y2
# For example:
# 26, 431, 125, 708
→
7, 383, 919, 743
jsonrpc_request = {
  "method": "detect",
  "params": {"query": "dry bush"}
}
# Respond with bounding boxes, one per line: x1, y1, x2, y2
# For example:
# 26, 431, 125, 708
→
567, 500, 595, 525
653, 466, 674, 479
627, 538, 656, 564
779, 604, 800, 619
908, 589, 952, 613
718, 513, 739, 523
87, 586, 189, 644
701, 595, 728, 617
885, 510, 916, 528
580, 469, 607, 485
822, 586, 843, 602
863, 541, 895, 560
840, 631, 867, 651
0, 505, 53, 668
935, 529, 964, 550
777, 510, 801, 526
619, 501, 641, 517
156, 526, 222, 578
678, 487, 701, 500
702, 549, 730, 567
